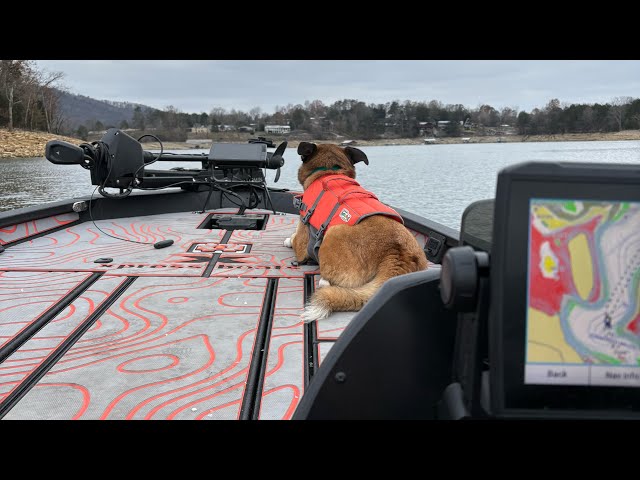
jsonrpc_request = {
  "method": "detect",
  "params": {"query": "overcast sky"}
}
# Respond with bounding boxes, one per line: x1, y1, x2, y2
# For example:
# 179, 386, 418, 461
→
35, 60, 640, 114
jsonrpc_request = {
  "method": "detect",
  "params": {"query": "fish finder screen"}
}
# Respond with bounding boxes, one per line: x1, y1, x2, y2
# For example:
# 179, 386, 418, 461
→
525, 199, 640, 387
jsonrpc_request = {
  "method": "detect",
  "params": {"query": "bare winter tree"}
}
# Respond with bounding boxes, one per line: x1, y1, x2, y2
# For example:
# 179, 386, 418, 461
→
0, 61, 65, 132
500, 106, 519, 126
610, 96, 634, 131
39, 70, 65, 133
0, 60, 31, 131
209, 106, 227, 123
248, 106, 262, 123
307, 99, 326, 118
163, 105, 180, 129
22, 69, 40, 129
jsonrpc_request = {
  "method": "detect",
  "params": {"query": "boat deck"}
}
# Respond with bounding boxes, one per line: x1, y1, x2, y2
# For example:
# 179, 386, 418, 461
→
0, 208, 431, 419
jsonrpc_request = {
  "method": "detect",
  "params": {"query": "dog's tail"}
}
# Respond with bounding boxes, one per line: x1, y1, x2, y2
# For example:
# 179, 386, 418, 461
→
301, 256, 419, 322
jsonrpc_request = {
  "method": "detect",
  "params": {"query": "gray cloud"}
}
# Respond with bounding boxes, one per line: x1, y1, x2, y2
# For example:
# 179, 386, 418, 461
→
35, 60, 640, 113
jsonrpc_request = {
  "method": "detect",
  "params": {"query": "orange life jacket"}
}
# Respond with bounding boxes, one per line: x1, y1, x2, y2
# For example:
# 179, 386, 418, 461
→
293, 174, 403, 263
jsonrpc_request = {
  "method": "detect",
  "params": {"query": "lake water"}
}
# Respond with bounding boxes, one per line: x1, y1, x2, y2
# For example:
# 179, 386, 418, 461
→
1, 140, 639, 229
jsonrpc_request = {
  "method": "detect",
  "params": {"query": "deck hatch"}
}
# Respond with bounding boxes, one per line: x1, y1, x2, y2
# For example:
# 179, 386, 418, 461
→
197, 214, 268, 231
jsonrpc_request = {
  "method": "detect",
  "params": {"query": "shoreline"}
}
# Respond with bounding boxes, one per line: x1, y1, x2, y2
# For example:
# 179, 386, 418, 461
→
3, 128, 640, 158
0, 129, 83, 159
150, 129, 640, 150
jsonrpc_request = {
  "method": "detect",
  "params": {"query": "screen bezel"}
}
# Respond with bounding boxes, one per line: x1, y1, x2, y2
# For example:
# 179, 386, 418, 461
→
489, 163, 640, 418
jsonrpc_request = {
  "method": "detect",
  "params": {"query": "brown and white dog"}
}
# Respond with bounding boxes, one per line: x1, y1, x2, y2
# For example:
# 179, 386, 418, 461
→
284, 142, 428, 322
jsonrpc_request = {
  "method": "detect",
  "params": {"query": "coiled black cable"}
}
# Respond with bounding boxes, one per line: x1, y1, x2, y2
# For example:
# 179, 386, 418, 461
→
85, 135, 173, 247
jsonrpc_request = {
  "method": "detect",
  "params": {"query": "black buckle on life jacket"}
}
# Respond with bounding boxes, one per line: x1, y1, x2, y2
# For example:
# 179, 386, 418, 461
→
316, 223, 327, 239
302, 209, 314, 224
316, 202, 340, 239
301, 190, 326, 225
293, 196, 305, 210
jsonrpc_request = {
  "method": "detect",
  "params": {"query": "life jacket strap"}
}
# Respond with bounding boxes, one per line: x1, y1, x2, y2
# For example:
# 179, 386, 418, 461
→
302, 189, 326, 225
315, 202, 342, 240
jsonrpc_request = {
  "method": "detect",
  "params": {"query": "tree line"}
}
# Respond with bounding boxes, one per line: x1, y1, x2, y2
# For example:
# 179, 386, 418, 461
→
515, 97, 640, 135
85, 97, 640, 141
0, 60, 64, 133
3, 60, 640, 140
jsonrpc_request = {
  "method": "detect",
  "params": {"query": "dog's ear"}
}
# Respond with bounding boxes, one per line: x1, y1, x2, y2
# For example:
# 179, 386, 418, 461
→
344, 146, 369, 165
297, 142, 317, 162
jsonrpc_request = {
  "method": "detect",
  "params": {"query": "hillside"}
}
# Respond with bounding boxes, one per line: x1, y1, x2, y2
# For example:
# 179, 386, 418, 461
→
57, 90, 156, 130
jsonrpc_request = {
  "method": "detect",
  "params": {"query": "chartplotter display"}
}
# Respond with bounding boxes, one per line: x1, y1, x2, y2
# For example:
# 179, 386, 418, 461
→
489, 162, 640, 417
525, 199, 640, 387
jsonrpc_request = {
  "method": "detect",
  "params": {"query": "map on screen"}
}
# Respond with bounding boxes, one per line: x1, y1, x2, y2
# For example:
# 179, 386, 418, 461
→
526, 199, 640, 387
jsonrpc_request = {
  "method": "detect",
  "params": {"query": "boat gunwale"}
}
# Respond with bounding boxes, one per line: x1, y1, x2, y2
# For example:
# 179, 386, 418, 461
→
0, 188, 460, 256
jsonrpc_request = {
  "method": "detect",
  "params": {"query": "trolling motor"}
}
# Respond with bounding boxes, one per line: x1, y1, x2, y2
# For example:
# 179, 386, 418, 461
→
46, 129, 145, 191
45, 129, 287, 208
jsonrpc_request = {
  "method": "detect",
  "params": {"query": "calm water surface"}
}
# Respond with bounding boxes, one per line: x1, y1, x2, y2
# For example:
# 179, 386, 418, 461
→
2, 141, 639, 229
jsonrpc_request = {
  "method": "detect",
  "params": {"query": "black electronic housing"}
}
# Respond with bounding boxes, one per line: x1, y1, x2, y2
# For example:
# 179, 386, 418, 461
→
488, 161, 640, 419
90, 128, 145, 188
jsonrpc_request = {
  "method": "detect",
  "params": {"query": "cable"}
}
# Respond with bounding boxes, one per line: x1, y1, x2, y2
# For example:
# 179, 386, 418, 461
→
84, 134, 273, 245
88, 187, 174, 249
134, 134, 163, 181
202, 179, 249, 214
211, 169, 277, 214
87, 143, 173, 249
88, 185, 153, 245
229, 180, 276, 214
217, 182, 256, 209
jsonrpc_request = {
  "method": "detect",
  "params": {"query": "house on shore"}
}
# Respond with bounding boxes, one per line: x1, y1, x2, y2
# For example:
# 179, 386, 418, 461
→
418, 122, 436, 136
265, 125, 291, 134
190, 124, 210, 134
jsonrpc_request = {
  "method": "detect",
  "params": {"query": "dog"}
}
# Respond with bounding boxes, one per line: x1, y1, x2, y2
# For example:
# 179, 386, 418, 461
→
284, 142, 428, 322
